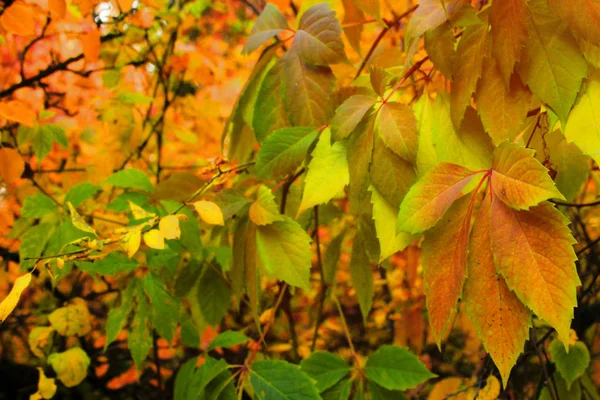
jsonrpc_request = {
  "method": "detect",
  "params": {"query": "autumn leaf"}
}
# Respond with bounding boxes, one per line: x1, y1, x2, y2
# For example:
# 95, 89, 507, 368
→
120, 228, 142, 259
243, 4, 289, 54
30, 368, 57, 400
143, 229, 165, 249
0, 2, 36, 36
490, 198, 579, 346
249, 185, 284, 226
549, 0, 600, 47
330, 94, 377, 141
193, 201, 225, 225
159, 215, 181, 240
67, 202, 98, 237
0, 147, 24, 184
375, 102, 418, 162
48, 348, 91, 387
82, 29, 101, 63
0, 100, 36, 127
405, 0, 464, 43
0, 273, 32, 323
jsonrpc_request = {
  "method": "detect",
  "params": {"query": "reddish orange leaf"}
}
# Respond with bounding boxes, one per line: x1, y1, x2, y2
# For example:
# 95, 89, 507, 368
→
82, 30, 101, 63
0, 2, 36, 36
422, 194, 473, 347
491, 142, 565, 210
0, 148, 24, 184
463, 194, 531, 387
397, 162, 481, 234
490, 198, 579, 345
48, 0, 67, 18
0, 100, 36, 127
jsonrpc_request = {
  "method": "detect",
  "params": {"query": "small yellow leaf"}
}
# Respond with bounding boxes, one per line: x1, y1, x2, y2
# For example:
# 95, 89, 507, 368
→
0, 273, 32, 322
30, 368, 57, 400
193, 201, 224, 225
48, 298, 92, 337
120, 228, 141, 258
67, 202, 97, 237
29, 326, 55, 358
159, 215, 181, 239
48, 347, 90, 387
0, 147, 24, 184
143, 229, 165, 249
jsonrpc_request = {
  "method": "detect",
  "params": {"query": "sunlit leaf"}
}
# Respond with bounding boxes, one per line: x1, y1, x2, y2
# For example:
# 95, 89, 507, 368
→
29, 327, 55, 358
159, 215, 181, 240
255, 127, 317, 179
489, 0, 528, 85
31, 368, 57, 400
48, 298, 92, 337
67, 202, 98, 236
243, 4, 289, 54
249, 185, 284, 226
405, 0, 464, 43
48, 347, 90, 387
294, 3, 347, 65
330, 95, 377, 141
0, 147, 24, 184
375, 102, 418, 162
193, 201, 225, 225
143, 229, 165, 249
0, 273, 32, 323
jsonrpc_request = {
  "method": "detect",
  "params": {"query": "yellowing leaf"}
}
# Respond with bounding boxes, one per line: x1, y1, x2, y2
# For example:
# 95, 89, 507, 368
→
489, 0, 528, 85
490, 199, 579, 345
48, 347, 90, 387
0, 273, 32, 322
463, 195, 531, 387
128, 200, 155, 221
0, 147, 24, 184
350, 229, 373, 321
347, 116, 375, 213
0, 100, 36, 127
330, 94, 377, 141
491, 143, 565, 210
29, 327, 55, 358
159, 215, 181, 240
405, 0, 464, 43
475, 56, 531, 146
376, 102, 418, 162
549, 0, 600, 47
120, 227, 141, 258
48, 298, 92, 337
143, 229, 165, 250
341, 0, 365, 55
293, 3, 347, 65
517, 0, 588, 125
0, 2, 36, 36
428, 376, 500, 400
249, 185, 284, 226
31, 368, 57, 400
397, 162, 480, 234
193, 200, 224, 225
450, 23, 488, 129
298, 128, 349, 215
243, 3, 289, 54
422, 195, 473, 346
67, 202, 98, 237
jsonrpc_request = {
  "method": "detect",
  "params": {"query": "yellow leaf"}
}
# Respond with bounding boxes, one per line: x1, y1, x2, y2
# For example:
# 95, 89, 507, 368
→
48, 347, 90, 387
48, 298, 92, 337
0, 2, 36, 36
0, 147, 24, 184
0, 273, 32, 322
193, 201, 224, 225
30, 368, 57, 400
28, 327, 55, 358
120, 228, 141, 258
67, 202, 98, 237
143, 229, 165, 249
0, 100, 36, 127
429, 376, 500, 400
159, 215, 181, 239
463, 194, 531, 387
128, 201, 155, 220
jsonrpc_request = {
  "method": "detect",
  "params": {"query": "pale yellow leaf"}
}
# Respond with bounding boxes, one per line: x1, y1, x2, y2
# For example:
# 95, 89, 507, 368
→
48, 347, 90, 387
120, 227, 141, 258
48, 298, 92, 337
159, 215, 181, 240
143, 229, 165, 249
67, 202, 97, 237
30, 368, 57, 400
193, 201, 225, 225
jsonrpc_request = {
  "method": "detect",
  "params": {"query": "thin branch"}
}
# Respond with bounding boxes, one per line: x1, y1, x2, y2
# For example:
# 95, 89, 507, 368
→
530, 324, 558, 400
550, 199, 600, 209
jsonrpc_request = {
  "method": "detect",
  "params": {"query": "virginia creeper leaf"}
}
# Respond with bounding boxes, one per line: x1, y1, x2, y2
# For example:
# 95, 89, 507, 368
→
489, 0, 528, 85
249, 185, 284, 226
405, 0, 464, 43
396, 162, 480, 234
48, 348, 90, 388
294, 3, 347, 65
490, 199, 579, 346
364, 345, 436, 391
300, 351, 351, 392
253, 60, 291, 142
347, 117, 375, 214
375, 102, 418, 162
350, 230, 373, 322
207, 330, 250, 351
244, 4, 289, 54
255, 127, 317, 178
549, 0, 600, 47
330, 95, 377, 141
414, 94, 437, 175
424, 22, 456, 79
342, 0, 365, 55
491, 142, 565, 210
463, 194, 531, 387
250, 360, 321, 400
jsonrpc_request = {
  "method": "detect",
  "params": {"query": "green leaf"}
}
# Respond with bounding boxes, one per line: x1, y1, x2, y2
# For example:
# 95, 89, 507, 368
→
450, 23, 488, 129
143, 274, 180, 343
64, 183, 101, 207
256, 216, 312, 289
367, 381, 408, 400
188, 357, 231, 399
118, 92, 153, 104
375, 102, 418, 162
250, 360, 321, 400
19, 222, 56, 270
21, 193, 58, 218
300, 351, 351, 392
255, 127, 317, 178
405, 0, 464, 43
321, 378, 352, 400
517, 0, 588, 126
364, 345, 435, 391
540, 371, 581, 400
323, 229, 345, 285
550, 339, 590, 389
249, 185, 285, 226
565, 69, 600, 166
48, 347, 90, 388
298, 128, 349, 215
281, 48, 335, 128
330, 94, 377, 141
207, 330, 250, 351
253, 60, 291, 142
128, 294, 152, 370
293, 3, 347, 65
77, 252, 138, 275
105, 168, 154, 193
214, 189, 252, 220
105, 281, 136, 350
243, 4, 289, 54
151, 172, 205, 202
350, 230, 373, 322
67, 202, 97, 236
174, 358, 197, 400
347, 117, 375, 214
197, 266, 232, 325
414, 94, 437, 175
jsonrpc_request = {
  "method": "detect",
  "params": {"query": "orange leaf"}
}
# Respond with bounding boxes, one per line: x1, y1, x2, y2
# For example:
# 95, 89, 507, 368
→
0, 148, 24, 184
48, 0, 67, 18
422, 194, 474, 347
490, 198, 579, 346
463, 194, 531, 387
397, 162, 481, 234
0, 100, 36, 127
0, 2, 36, 36
491, 142, 565, 210
82, 30, 101, 63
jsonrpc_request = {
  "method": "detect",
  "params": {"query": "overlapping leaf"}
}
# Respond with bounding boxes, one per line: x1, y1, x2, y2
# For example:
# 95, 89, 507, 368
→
243, 4, 289, 54
294, 3, 347, 65
489, 0, 528, 85
330, 94, 377, 141
375, 102, 418, 162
